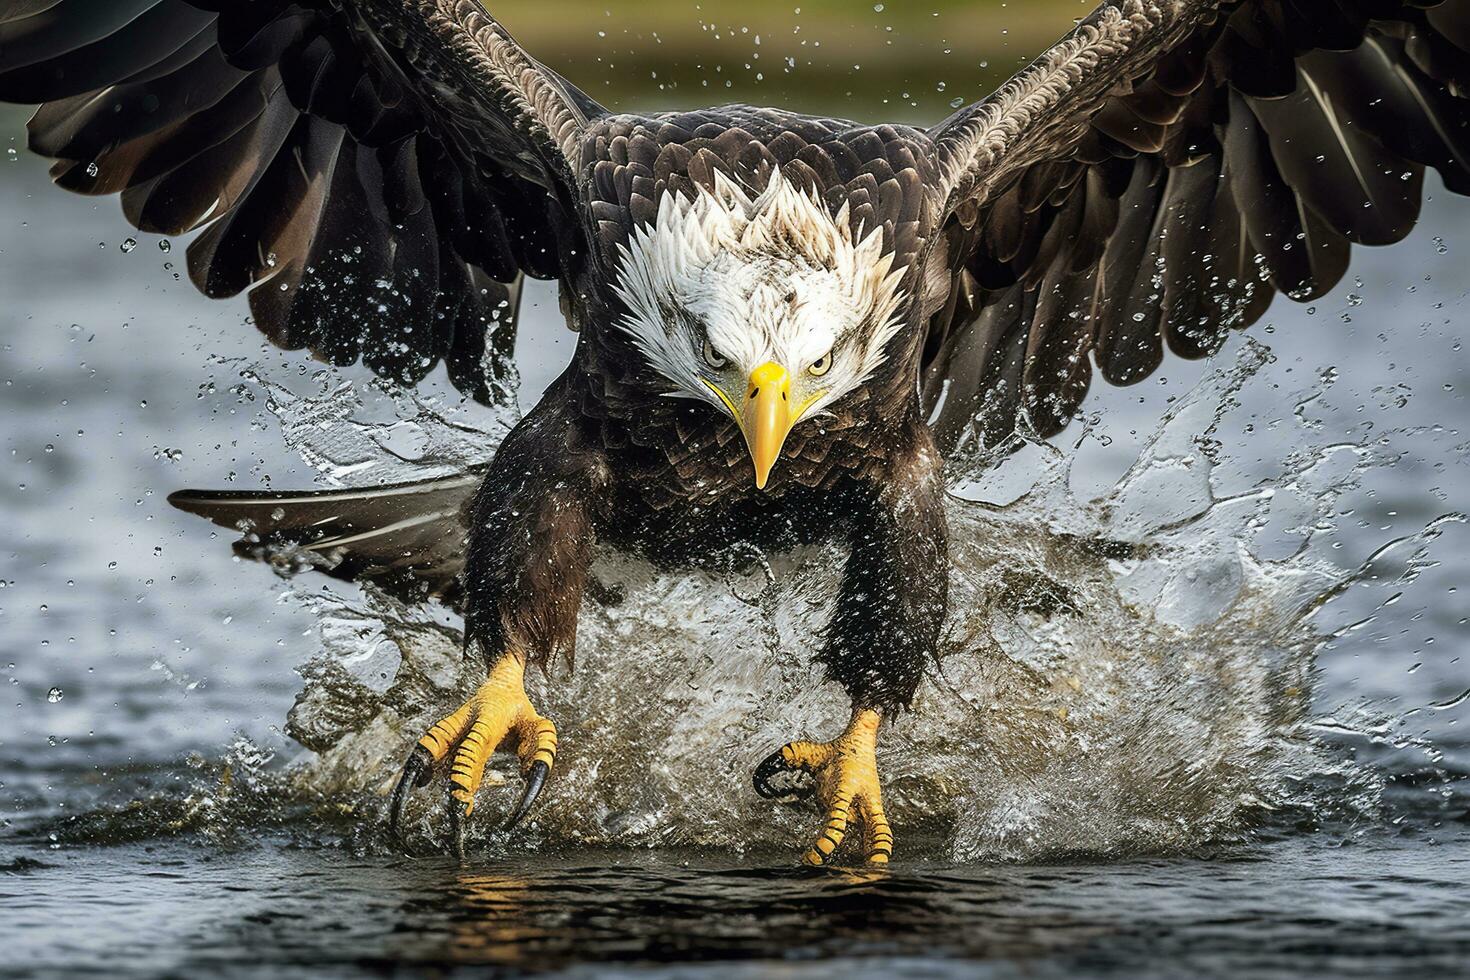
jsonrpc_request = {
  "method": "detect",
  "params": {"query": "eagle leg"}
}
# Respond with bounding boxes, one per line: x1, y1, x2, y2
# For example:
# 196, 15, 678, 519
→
757, 429, 947, 865
754, 708, 892, 866
388, 652, 558, 852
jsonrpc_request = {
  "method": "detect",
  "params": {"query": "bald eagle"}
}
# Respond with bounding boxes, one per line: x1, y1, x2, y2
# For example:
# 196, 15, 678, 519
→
5, 0, 1469, 864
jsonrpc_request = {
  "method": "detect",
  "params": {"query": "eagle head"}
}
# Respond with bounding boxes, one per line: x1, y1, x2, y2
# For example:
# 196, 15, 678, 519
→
612, 170, 908, 489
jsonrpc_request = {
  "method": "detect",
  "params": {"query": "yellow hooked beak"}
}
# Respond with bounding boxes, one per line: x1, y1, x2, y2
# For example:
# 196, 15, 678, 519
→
742, 361, 793, 490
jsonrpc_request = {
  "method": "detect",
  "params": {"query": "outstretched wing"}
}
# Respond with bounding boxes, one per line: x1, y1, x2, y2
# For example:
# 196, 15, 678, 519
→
922, 0, 1470, 456
0, 0, 604, 404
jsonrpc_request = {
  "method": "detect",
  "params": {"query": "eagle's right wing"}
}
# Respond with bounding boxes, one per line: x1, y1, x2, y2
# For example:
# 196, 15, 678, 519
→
0, 0, 604, 404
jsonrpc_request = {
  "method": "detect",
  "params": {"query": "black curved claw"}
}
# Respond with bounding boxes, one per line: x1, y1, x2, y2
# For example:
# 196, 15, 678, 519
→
505, 760, 550, 831
389, 745, 435, 847
753, 747, 817, 804
446, 782, 466, 860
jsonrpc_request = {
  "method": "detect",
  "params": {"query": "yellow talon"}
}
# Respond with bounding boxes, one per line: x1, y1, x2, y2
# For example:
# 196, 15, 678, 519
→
758, 708, 891, 867
394, 653, 557, 831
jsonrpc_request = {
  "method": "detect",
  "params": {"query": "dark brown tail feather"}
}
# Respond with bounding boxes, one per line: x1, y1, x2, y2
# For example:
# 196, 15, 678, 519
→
168, 472, 482, 606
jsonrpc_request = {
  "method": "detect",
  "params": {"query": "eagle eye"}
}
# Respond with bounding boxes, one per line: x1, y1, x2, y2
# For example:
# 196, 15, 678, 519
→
808, 350, 833, 377
702, 338, 729, 370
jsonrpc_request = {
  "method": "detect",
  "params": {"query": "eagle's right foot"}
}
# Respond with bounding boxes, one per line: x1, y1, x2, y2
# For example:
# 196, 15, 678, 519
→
389, 654, 557, 853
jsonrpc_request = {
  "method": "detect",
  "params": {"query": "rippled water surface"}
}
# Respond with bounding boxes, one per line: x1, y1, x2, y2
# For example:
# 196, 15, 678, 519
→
3, 835, 1468, 978
3, 71, 1470, 974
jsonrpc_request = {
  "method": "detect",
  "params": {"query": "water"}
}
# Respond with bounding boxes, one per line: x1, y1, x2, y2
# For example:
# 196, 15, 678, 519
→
269, 339, 1445, 866
7, 839, 1470, 978
3, 82, 1470, 975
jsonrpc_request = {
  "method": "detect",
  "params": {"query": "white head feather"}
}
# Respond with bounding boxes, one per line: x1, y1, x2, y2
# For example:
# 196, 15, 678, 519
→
611, 169, 908, 417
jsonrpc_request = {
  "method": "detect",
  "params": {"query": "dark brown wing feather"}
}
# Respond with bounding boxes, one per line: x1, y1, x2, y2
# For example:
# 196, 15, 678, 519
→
924, 0, 1470, 457
167, 473, 482, 605
0, 0, 603, 404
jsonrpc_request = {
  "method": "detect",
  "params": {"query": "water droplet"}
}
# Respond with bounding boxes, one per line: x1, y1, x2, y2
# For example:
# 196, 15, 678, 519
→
47, 687, 63, 703
120, 238, 137, 253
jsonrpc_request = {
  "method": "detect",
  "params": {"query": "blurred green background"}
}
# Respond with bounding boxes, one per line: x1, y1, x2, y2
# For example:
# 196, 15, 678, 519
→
501, 0, 1089, 118
0, 2, 1091, 144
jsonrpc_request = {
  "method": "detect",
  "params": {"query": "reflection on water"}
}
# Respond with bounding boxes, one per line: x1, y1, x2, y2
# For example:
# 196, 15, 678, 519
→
7, 840, 1470, 977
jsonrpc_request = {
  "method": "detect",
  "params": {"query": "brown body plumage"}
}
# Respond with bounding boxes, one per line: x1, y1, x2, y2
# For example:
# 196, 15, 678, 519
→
5, 0, 1468, 862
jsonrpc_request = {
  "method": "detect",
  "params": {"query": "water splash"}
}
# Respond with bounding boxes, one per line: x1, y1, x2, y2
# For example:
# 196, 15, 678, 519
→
225, 359, 510, 487
251, 341, 1454, 860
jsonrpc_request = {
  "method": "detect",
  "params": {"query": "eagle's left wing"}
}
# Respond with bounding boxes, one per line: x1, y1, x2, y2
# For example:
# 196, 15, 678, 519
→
921, 0, 1470, 456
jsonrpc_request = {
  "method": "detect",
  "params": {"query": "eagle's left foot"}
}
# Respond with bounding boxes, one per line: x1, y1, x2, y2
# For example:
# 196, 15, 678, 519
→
754, 708, 892, 866
389, 654, 557, 852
